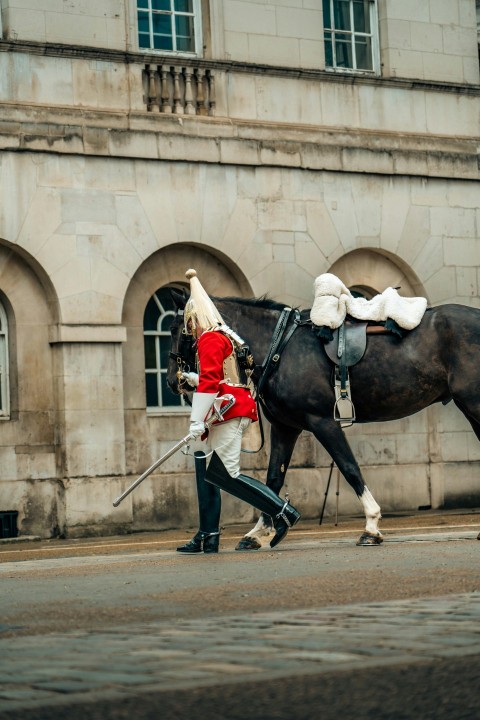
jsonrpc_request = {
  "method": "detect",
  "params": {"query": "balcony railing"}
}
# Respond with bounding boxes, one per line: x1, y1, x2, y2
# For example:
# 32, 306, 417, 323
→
143, 63, 216, 116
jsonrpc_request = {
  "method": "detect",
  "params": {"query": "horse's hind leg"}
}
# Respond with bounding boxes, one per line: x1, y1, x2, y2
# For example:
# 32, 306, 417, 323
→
306, 414, 383, 545
235, 422, 301, 551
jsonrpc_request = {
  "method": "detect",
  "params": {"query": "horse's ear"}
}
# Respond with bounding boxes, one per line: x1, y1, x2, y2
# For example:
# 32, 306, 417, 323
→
170, 287, 187, 310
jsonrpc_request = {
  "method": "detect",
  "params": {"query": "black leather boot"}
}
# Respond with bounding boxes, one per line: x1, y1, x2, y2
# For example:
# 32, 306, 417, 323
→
206, 452, 300, 549
177, 451, 221, 554
176, 530, 203, 554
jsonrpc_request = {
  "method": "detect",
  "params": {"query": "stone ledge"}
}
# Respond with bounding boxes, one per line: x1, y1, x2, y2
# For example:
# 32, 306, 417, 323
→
49, 324, 127, 344
1, 117, 478, 181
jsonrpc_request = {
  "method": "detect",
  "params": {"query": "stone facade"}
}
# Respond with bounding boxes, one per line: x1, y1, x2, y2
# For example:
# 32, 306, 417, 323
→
0, 1, 479, 538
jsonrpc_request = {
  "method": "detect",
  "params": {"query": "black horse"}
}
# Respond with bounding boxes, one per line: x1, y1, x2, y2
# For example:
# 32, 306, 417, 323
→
168, 291, 480, 548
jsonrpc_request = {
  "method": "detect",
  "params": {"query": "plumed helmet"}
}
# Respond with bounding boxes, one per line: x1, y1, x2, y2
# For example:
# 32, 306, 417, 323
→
184, 268, 225, 333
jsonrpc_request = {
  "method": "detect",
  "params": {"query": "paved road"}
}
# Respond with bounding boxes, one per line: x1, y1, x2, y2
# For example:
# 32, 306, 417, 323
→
1, 512, 479, 719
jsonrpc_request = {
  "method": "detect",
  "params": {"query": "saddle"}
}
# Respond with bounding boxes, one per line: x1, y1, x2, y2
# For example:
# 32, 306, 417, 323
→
324, 319, 389, 427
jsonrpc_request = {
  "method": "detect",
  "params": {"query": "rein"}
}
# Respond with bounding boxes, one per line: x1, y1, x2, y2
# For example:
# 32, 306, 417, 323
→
246, 307, 302, 453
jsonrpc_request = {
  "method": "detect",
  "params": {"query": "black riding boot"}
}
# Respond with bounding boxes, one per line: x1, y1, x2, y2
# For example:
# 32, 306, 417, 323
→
206, 452, 300, 548
177, 451, 221, 554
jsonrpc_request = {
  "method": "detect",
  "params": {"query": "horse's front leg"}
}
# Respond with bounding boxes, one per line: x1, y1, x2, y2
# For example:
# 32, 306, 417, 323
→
235, 422, 301, 551
307, 415, 383, 546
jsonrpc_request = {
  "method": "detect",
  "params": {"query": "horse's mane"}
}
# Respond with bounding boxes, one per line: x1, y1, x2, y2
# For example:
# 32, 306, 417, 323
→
213, 295, 288, 312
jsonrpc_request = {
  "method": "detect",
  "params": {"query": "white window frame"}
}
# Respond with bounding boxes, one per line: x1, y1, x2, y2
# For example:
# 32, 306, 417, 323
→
136, 0, 203, 57
323, 0, 380, 75
144, 288, 188, 414
0, 301, 10, 419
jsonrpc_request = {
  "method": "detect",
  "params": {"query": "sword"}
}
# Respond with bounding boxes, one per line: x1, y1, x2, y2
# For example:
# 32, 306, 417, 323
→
113, 394, 235, 508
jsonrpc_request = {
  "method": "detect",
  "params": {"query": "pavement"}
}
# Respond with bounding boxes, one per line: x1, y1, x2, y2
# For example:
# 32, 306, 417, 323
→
1, 509, 480, 720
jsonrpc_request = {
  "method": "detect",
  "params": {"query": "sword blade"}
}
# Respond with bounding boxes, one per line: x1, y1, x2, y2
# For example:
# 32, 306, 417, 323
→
112, 435, 191, 507
113, 395, 235, 508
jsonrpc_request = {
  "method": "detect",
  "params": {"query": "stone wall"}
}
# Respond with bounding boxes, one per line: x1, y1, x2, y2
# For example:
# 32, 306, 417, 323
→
0, 0, 478, 537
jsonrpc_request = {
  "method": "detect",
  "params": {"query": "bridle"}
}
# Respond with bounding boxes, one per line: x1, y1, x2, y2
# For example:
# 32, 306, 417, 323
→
169, 311, 196, 394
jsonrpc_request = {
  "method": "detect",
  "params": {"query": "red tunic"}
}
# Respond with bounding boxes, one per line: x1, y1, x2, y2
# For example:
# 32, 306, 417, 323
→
196, 331, 258, 424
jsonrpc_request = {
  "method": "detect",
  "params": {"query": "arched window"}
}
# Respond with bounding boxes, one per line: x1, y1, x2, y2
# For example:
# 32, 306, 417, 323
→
0, 300, 10, 418
144, 287, 187, 410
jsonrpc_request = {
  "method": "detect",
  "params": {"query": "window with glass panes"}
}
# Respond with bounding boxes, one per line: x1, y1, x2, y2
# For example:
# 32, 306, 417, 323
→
0, 301, 9, 417
137, 0, 200, 53
323, 0, 377, 72
144, 287, 187, 410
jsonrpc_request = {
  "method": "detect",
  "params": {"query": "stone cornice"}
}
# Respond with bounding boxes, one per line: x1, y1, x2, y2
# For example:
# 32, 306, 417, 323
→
1, 39, 480, 97
0, 103, 478, 181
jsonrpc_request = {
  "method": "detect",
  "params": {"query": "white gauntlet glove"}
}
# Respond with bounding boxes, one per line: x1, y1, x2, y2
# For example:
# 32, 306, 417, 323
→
189, 420, 206, 439
181, 371, 199, 388
189, 392, 217, 440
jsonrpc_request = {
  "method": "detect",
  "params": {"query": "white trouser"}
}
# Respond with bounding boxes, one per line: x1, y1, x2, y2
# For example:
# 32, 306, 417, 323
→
206, 417, 251, 478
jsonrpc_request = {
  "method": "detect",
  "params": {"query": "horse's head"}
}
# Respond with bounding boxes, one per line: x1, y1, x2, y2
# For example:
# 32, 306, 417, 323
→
167, 288, 197, 396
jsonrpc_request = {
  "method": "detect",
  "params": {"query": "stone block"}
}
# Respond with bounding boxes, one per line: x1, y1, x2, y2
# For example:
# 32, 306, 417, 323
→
299, 39, 324, 70
410, 21, 443, 53
430, 206, 476, 238
456, 266, 478, 298
425, 267, 458, 303
276, 6, 323, 41
223, 1, 276, 36
383, 19, 412, 50
444, 237, 478, 266
0, 446, 18, 481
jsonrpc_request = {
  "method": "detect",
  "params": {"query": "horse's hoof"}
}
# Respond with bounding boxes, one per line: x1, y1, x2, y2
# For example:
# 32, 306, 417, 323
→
356, 532, 383, 546
235, 537, 262, 551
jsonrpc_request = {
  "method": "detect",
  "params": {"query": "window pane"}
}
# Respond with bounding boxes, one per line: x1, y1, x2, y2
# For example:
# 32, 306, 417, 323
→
138, 11, 150, 33
144, 296, 160, 331
159, 336, 171, 367
175, 15, 194, 51
355, 36, 373, 69
333, 0, 351, 31
139, 32, 151, 48
146, 373, 159, 406
152, 0, 171, 10
324, 34, 333, 66
144, 336, 157, 369
175, 0, 193, 11
353, 0, 370, 33
335, 35, 353, 67
154, 34, 173, 50
153, 13, 172, 34
161, 374, 182, 406
160, 313, 174, 332
138, 0, 149, 8
322, 0, 331, 29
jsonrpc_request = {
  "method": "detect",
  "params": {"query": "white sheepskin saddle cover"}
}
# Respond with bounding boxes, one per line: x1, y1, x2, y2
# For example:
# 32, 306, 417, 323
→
310, 273, 427, 331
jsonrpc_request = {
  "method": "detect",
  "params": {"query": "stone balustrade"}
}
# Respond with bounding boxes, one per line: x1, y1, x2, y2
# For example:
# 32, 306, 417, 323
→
143, 63, 216, 116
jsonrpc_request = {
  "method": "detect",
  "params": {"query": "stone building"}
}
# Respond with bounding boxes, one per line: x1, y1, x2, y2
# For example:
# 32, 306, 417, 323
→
0, 0, 479, 538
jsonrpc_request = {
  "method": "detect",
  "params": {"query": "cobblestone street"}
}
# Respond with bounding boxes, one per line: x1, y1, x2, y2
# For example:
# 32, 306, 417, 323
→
1, 513, 479, 719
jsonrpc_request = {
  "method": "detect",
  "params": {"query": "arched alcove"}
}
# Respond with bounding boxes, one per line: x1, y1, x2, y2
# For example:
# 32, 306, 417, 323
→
329, 249, 428, 300
121, 243, 255, 490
